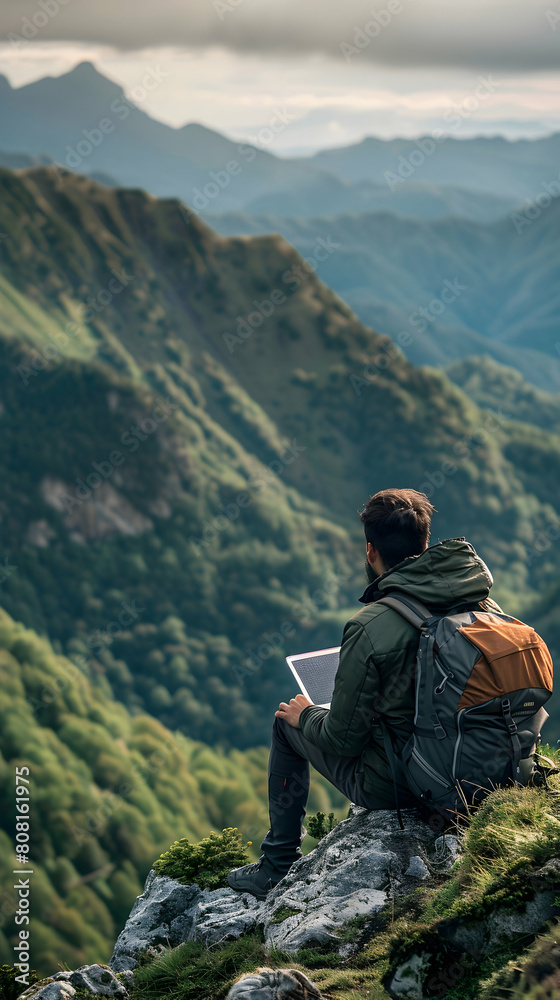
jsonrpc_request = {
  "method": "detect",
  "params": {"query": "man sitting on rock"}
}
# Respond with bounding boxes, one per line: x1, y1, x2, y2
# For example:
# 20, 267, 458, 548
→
228, 487, 497, 899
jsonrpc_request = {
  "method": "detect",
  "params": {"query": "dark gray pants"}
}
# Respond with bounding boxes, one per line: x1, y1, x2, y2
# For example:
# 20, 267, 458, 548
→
260, 716, 417, 872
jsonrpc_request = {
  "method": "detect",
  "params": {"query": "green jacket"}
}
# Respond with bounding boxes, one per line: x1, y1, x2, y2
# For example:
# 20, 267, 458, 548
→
299, 537, 501, 800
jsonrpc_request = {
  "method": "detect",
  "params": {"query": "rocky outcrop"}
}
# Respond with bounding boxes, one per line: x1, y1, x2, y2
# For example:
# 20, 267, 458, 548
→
18, 964, 127, 1000
39, 476, 153, 542
261, 806, 452, 955
385, 858, 560, 999
17, 806, 560, 1000
226, 968, 324, 999
110, 806, 459, 971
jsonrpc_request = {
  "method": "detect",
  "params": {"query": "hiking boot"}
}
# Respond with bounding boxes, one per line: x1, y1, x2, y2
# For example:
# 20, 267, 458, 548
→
227, 857, 286, 901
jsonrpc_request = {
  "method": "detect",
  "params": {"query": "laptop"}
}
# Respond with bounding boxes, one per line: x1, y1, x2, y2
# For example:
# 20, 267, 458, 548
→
285, 646, 341, 708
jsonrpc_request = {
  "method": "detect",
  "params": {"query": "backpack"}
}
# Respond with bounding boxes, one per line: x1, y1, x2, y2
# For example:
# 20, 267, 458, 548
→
374, 594, 554, 827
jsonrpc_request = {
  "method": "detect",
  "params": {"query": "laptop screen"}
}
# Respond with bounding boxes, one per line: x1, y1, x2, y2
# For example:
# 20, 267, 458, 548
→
285, 646, 341, 708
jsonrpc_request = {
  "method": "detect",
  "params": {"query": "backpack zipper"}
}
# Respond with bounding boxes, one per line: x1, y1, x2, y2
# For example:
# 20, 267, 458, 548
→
452, 708, 466, 779
434, 657, 462, 696
411, 747, 450, 788
452, 701, 500, 780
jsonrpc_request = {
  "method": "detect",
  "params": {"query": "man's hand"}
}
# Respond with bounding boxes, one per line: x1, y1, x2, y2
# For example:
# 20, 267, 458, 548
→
275, 693, 313, 728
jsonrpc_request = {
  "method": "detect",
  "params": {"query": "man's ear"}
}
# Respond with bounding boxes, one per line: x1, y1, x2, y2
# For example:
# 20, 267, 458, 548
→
366, 541, 377, 566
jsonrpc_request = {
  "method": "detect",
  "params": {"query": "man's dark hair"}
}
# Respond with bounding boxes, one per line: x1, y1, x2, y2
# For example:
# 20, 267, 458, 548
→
359, 488, 435, 569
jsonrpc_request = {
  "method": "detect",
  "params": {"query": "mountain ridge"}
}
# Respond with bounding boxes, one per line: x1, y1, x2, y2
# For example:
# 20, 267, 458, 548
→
0, 62, 552, 222
206, 200, 560, 391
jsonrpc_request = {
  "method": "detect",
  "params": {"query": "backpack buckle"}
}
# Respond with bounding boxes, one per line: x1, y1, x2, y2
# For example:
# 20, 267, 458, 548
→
501, 698, 518, 735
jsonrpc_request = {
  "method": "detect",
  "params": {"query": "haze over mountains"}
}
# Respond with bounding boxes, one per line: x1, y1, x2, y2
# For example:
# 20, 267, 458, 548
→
3, 61, 560, 394
1, 62, 555, 221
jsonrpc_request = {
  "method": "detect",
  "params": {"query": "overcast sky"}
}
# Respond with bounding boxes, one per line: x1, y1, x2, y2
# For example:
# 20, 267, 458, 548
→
1, 0, 559, 151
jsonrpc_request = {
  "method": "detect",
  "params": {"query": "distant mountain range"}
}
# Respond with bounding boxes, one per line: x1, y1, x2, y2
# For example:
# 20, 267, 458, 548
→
206, 203, 560, 392
310, 131, 560, 201
3, 62, 559, 394
1, 62, 553, 223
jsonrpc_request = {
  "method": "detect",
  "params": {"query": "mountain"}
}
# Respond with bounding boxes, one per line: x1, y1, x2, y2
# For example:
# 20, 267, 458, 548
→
0, 151, 53, 169
0, 64, 523, 223
1, 164, 560, 974
239, 176, 514, 222
205, 202, 560, 392
1, 167, 560, 662
0, 606, 343, 976
252, 101, 559, 154
0, 63, 333, 209
310, 132, 560, 201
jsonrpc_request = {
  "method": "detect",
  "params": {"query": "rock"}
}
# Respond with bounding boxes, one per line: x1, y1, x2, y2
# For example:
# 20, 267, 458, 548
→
25, 519, 56, 547
388, 952, 433, 1000
439, 887, 557, 956
18, 965, 128, 999
117, 970, 134, 989
191, 886, 262, 947
262, 807, 439, 953
226, 967, 324, 999
385, 859, 560, 997
18, 981, 77, 1000
53, 964, 127, 996
111, 806, 445, 969
40, 476, 153, 542
432, 833, 462, 871
110, 869, 204, 971
403, 856, 430, 880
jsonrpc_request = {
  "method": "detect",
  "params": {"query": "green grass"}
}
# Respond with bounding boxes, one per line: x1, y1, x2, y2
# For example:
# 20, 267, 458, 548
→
130, 935, 269, 1000
478, 922, 560, 999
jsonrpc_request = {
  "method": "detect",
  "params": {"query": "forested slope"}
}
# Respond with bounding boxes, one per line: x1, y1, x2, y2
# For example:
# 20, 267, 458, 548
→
0, 166, 559, 744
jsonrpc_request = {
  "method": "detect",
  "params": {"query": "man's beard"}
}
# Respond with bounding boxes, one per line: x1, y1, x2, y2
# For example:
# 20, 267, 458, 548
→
365, 558, 378, 585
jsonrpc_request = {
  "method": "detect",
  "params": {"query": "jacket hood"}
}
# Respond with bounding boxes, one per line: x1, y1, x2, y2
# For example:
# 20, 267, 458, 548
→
359, 537, 493, 609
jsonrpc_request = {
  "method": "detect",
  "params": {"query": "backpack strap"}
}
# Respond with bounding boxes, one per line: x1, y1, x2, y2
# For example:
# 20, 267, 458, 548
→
378, 717, 406, 831
375, 593, 442, 823
372, 594, 433, 829
378, 594, 485, 626
501, 698, 522, 783
376, 594, 434, 630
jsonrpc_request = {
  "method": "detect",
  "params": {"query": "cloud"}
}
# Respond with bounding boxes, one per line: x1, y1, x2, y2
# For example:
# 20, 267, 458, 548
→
3, 0, 560, 72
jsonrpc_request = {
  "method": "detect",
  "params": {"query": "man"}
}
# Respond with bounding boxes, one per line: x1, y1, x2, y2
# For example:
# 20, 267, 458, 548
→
228, 487, 499, 900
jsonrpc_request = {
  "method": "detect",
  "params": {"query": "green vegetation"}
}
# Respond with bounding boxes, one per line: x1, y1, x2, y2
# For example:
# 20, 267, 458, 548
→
307, 811, 339, 841
269, 906, 300, 925
152, 828, 250, 889
479, 923, 560, 999
0, 333, 355, 749
447, 355, 560, 437
0, 963, 39, 1000
209, 198, 560, 393
130, 935, 270, 1000
0, 608, 345, 977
